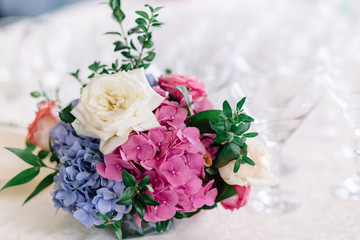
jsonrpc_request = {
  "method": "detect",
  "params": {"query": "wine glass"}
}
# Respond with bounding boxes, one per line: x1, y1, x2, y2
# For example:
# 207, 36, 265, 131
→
324, 37, 360, 200
231, 47, 324, 214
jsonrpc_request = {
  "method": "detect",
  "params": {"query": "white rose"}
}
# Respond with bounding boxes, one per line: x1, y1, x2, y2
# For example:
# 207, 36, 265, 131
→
219, 139, 278, 187
71, 68, 164, 154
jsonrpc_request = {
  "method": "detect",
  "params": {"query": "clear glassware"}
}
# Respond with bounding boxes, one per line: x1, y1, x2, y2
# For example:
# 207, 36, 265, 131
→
231, 57, 323, 214
324, 40, 360, 200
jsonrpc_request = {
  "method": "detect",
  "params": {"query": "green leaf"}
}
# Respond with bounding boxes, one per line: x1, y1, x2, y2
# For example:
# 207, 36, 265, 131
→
212, 135, 229, 144
151, 22, 163, 27
70, 69, 80, 79
229, 142, 240, 154
30, 91, 41, 98
213, 145, 238, 168
117, 187, 135, 205
38, 150, 50, 160
145, 4, 154, 12
233, 157, 241, 173
1, 167, 40, 191
143, 52, 156, 62
161, 220, 170, 232
243, 132, 258, 138
59, 103, 76, 124
5, 148, 39, 166
121, 51, 132, 59
88, 61, 107, 72
25, 143, 36, 152
156, 222, 162, 232
201, 203, 217, 210
113, 7, 125, 23
205, 168, 218, 175
242, 155, 255, 166
112, 223, 123, 240
139, 193, 160, 206
143, 40, 154, 49
215, 181, 238, 202
105, 31, 122, 36
122, 170, 138, 188
120, 63, 132, 71
174, 209, 200, 219
135, 18, 147, 26
96, 212, 109, 221
130, 39, 137, 51
174, 85, 191, 116
154, 6, 164, 12
128, 27, 141, 36
114, 41, 129, 51
222, 101, 232, 118
224, 119, 231, 132
165, 68, 172, 74
146, 184, 155, 193
236, 97, 246, 112
232, 136, 246, 146
136, 11, 149, 19
238, 113, 254, 123
234, 123, 250, 135
116, 197, 134, 206
95, 222, 110, 229
187, 110, 222, 134
23, 172, 56, 204
134, 200, 145, 219
138, 174, 150, 188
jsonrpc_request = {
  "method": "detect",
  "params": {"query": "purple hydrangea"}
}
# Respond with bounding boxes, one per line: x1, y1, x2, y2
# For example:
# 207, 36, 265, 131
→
50, 122, 131, 228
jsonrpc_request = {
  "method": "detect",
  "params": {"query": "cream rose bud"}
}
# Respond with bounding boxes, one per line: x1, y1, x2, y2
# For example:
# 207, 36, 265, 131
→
71, 68, 164, 154
219, 139, 278, 187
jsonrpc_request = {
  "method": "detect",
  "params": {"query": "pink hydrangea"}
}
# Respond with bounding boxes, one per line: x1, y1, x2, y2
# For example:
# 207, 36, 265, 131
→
96, 90, 219, 223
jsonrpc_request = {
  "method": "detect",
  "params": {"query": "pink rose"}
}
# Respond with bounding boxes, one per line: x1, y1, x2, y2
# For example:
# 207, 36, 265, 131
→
221, 185, 251, 211
26, 101, 59, 150
158, 74, 207, 103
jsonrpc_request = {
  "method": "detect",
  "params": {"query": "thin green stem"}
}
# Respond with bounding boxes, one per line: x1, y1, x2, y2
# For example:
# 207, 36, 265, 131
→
44, 166, 58, 171
119, 23, 135, 68
134, 15, 152, 69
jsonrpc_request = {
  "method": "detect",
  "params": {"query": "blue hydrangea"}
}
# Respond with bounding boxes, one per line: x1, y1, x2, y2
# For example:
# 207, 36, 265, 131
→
50, 122, 131, 228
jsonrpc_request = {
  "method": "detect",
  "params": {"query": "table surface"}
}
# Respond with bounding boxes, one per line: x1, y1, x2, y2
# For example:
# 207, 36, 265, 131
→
1, 0, 360, 239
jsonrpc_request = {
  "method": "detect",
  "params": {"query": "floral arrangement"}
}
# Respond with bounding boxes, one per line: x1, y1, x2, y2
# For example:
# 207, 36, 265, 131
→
1, 1, 275, 239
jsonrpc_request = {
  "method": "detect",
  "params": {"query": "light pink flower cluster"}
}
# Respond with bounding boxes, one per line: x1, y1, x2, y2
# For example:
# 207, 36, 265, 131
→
96, 94, 218, 222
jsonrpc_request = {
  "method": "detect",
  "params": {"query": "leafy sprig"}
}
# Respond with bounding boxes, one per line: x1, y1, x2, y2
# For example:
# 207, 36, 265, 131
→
0, 143, 59, 204
187, 97, 258, 173
107, 0, 163, 71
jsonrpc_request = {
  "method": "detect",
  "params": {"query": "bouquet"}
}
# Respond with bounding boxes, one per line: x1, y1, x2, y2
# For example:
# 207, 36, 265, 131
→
1, 1, 275, 239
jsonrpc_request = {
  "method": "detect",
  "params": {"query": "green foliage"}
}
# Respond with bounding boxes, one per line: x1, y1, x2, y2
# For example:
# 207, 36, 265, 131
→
187, 97, 258, 173
174, 85, 191, 116
1, 144, 59, 204
116, 172, 160, 222
106, 0, 163, 72
59, 102, 76, 124
0, 167, 40, 191
23, 172, 57, 204
155, 220, 170, 232
187, 110, 222, 134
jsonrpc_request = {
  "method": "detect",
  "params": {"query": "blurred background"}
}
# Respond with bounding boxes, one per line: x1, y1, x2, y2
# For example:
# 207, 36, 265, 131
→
1, 0, 359, 127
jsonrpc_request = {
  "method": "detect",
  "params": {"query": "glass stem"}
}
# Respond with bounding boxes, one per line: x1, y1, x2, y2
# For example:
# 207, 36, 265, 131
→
268, 141, 284, 188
